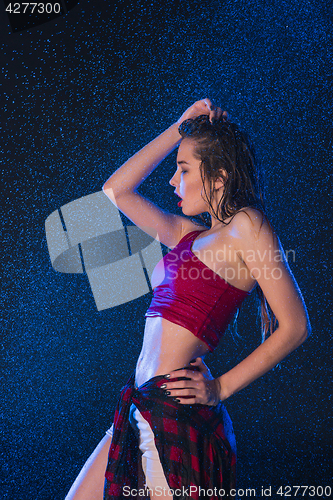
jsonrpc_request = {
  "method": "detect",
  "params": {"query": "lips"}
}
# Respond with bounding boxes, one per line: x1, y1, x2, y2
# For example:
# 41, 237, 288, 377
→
175, 192, 182, 207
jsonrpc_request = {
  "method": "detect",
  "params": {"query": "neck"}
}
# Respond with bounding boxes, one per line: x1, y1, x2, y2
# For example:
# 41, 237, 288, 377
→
207, 210, 233, 230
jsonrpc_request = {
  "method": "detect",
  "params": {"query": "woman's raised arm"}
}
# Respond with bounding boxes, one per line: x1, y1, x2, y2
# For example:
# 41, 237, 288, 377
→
103, 122, 183, 247
102, 99, 218, 247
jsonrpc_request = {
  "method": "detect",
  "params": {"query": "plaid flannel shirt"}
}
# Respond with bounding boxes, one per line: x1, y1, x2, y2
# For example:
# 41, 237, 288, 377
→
104, 368, 236, 500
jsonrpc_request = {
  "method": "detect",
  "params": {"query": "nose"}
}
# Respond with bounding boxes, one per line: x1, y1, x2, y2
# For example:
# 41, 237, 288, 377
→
169, 170, 179, 187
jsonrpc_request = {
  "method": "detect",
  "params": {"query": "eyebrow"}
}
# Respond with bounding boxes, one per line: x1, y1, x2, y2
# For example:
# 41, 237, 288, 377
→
177, 160, 190, 165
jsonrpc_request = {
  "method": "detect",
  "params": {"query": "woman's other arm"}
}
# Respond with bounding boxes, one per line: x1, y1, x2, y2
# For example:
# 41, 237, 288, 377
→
216, 210, 311, 400
164, 209, 311, 404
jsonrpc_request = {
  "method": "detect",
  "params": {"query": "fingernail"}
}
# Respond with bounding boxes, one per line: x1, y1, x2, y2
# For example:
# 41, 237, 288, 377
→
174, 398, 180, 403
165, 374, 171, 379
160, 384, 167, 389
190, 359, 196, 363
164, 390, 171, 396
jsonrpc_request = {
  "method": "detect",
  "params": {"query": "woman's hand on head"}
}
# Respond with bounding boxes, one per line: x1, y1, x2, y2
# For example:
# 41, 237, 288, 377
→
163, 357, 221, 406
177, 98, 228, 125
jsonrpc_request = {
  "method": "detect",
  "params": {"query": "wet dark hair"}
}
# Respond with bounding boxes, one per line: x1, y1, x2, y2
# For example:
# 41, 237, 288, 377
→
178, 114, 277, 342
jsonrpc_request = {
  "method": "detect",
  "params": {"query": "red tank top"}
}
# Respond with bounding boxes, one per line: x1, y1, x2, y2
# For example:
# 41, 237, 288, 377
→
145, 229, 251, 352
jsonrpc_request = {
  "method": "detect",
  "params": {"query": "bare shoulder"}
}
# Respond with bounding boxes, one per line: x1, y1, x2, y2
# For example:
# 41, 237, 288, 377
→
231, 207, 274, 239
232, 207, 266, 229
229, 207, 280, 258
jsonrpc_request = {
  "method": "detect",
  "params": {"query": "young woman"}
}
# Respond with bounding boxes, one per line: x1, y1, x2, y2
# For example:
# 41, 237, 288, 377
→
65, 99, 310, 500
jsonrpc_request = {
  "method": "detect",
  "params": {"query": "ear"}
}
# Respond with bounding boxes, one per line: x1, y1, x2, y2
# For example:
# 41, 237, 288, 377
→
214, 170, 227, 191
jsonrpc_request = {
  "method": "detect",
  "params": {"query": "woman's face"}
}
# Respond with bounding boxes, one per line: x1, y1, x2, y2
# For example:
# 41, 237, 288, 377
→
170, 138, 223, 216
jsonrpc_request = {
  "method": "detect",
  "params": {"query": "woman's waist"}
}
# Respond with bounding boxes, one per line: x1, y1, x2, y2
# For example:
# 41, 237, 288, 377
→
136, 317, 209, 386
135, 356, 201, 388
134, 363, 198, 391
141, 316, 210, 354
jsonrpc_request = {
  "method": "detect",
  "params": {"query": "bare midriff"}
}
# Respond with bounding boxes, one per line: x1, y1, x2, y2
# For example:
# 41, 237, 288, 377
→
135, 316, 210, 388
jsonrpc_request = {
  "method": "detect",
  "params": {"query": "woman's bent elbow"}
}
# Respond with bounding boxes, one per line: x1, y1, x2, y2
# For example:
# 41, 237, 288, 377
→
102, 181, 118, 204
296, 320, 311, 346
102, 180, 111, 194
304, 320, 312, 340
293, 310, 312, 344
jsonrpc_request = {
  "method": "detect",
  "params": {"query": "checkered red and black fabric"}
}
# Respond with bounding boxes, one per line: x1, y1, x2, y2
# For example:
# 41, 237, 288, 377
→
104, 368, 236, 499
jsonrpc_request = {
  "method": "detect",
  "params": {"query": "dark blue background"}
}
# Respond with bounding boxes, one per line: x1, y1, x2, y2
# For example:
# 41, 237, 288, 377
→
1, 1, 332, 498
